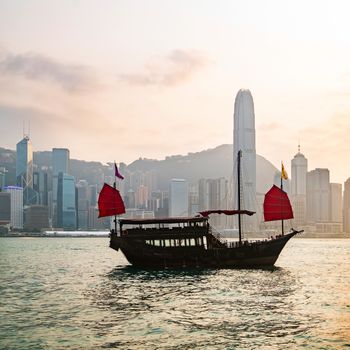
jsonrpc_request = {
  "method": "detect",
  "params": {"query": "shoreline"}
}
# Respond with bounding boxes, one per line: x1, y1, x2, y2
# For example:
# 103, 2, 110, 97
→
1, 232, 349, 239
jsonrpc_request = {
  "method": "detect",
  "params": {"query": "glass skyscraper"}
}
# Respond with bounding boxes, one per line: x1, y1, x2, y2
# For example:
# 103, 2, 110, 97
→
57, 173, 76, 230
169, 179, 188, 217
16, 136, 37, 205
52, 148, 70, 227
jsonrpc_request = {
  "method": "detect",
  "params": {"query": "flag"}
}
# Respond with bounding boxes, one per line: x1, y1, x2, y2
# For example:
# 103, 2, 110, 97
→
281, 162, 288, 180
114, 163, 124, 180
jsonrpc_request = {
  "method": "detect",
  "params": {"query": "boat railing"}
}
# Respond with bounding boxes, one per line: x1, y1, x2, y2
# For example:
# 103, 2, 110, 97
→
208, 226, 228, 247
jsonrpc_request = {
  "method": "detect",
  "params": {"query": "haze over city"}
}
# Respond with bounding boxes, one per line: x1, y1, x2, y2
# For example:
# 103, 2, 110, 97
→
1, 0, 350, 183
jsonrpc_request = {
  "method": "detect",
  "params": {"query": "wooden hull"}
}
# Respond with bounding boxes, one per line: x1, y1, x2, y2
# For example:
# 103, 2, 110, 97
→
110, 230, 300, 269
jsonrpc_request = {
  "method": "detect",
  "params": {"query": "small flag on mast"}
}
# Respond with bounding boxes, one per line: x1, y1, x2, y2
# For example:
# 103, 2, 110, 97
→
114, 163, 124, 180
281, 162, 288, 180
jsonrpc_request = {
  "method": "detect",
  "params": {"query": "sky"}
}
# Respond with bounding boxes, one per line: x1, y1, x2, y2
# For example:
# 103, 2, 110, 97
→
1, 0, 350, 183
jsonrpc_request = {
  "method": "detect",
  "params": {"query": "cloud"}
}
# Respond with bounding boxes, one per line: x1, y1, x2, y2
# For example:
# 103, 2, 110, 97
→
0, 51, 97, 92
119, 49, 211, 87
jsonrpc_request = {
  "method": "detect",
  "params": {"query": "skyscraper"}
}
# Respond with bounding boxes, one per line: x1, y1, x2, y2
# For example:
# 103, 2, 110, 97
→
233, 89, 256, 231
343, 178, 350, 233
4, 186, 23, 229
16, 136, 37, 205
57, 173, 76, 230
329, 183, 342, 223
307, 168, 330, 223
52, 148, 70, 227
169, 179, 188, 217
291, 147, 308, 226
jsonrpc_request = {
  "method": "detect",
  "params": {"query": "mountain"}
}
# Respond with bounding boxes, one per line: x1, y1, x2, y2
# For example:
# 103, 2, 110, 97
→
127, 145, 279, 193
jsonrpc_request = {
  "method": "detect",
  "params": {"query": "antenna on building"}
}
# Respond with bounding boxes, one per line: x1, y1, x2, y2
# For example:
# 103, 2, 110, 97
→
298, 139, 301, 153
28, 120, 31, 138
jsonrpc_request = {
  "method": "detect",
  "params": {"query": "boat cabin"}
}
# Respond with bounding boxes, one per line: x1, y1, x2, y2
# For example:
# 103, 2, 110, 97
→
115, 216, 224, 249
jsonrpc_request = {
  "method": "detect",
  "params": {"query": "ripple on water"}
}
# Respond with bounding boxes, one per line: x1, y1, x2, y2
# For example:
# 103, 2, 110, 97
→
0, 238, 349, 349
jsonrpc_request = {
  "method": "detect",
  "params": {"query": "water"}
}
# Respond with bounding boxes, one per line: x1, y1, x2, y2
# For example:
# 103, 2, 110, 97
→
0, 238, 349, 350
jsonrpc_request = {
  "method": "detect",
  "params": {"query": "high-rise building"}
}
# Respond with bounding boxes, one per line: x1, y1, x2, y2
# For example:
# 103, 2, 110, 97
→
33, 166, 50, 206
198, 177, 228, 228
291, 147, 308, 226
24, 205, 49, 231
4, 186, 23, 229
57, 173, 76, 230
16, 136, 37, 205
330, 183, 342, 224
0, 192, 11, 226
307, 169, 330, 223
343, 178, 350, 233
0, 167, 7, 190
76, 180, 89, 230
52, 148, 70, 226
233, 89, 256, 231
169, 179, 188, 217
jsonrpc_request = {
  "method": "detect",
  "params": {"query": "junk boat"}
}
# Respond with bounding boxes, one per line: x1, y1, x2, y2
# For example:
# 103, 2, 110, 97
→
98, 151, 303, 268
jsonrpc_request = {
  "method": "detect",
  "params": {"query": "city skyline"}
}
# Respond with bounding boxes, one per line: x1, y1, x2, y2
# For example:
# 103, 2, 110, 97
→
1, 1, 350, 184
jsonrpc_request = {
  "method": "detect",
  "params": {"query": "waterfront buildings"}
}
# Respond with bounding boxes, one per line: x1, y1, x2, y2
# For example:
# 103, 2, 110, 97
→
169, 179, 188, 217
4, 186, 23, 229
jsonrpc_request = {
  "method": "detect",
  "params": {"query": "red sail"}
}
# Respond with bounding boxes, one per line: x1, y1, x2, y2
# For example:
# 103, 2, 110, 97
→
263, 185, 294, 222
98, 183, 126, 218
200, 210, 255, 217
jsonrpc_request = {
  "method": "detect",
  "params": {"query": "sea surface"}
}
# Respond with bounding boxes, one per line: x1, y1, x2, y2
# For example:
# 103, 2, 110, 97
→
0, 237, 349, 350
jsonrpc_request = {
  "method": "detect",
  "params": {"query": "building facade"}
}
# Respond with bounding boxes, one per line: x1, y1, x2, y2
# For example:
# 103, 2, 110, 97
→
343, 178, 350, 233
16, 136, 37, 205
57, 173, 76, 230
4, 186, 23, 229
52, 148, 70, 227
307, 168, 330, 224
0, 192, 11, 226
169, 179, 188, 217
233, 89, 256, 231
330, 183, 342, 224
291, 149, 308, 226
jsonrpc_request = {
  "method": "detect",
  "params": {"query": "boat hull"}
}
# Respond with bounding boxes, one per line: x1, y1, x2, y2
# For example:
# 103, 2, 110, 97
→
110, 230, 300, 269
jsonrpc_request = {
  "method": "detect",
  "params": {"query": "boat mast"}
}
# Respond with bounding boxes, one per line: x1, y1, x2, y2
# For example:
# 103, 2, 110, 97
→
237, 150, 242, 244
280, 167, 284, 236
113, 179, 117, 234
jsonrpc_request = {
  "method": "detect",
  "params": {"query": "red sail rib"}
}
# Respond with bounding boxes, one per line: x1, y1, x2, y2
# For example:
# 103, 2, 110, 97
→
263, 185, 293, 222
98, 183, 126, 218
199, 210, 255, 217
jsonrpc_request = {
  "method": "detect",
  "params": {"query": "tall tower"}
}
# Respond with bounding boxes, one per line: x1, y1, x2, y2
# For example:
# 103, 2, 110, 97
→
291, 145, 308, 226
233, 89, 256, 231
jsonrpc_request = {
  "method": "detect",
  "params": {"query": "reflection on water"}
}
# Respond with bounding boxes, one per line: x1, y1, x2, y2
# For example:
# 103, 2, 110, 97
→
0, 238, 349, 349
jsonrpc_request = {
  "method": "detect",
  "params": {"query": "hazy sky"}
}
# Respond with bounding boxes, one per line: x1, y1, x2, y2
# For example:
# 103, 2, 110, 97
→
1, 0, 350, 183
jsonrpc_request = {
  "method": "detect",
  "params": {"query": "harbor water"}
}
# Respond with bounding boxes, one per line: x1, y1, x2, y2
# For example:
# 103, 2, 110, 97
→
0, 237, 349, 349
